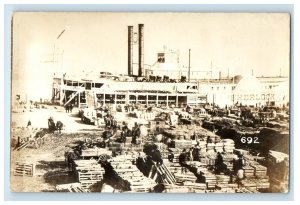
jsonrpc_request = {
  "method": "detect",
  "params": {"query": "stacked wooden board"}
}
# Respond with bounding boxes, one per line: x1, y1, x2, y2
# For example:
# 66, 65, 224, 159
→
221, 153, 236, 170
200, 170, 217, 189
174, 172, 197, 183
206, 143, 216, 154
215, 142, 224, 153
182, 181, 207, 192
251, 164, 268, 178
81, 148, 112, 158
187, 161, 206, 174
164, 125, 221, 142
200, 152, 217, 166
198, 141, 207, 154
108, 142, 123, 153
170, 140, 193, 149
163, 184, 191, 193
241, 178, 270, 190
110, 155, 156, 192
222, 139, 235, 153
73, 159, 105, 190
215, 183, 238, 192
216, 174, 230, 185
243, 165, 255, 178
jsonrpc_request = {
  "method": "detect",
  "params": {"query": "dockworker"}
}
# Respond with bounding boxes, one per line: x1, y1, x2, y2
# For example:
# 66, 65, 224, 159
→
215, 152, 226, 174
69, 104, 73, 113
48, 117, 56, 133
233, 153, 245, 174
122, 122, 131, 137
179, 149, 188, 173
96, 138, 106, 148
102, 128, 113, 146
65, 104, 69, 113
151, 145, 163, 166
27, 120, 32, 128
189, 147, 194, 162
112, 119, 118, 131
131, 127, 137, 145
168, 151, 174, 163
120, 130, 127, 146
192, 145, 200, 161
65, 150, 77, 171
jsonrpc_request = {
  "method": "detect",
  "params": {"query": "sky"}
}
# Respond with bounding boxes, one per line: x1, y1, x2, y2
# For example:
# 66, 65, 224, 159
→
12, 12, 290, 100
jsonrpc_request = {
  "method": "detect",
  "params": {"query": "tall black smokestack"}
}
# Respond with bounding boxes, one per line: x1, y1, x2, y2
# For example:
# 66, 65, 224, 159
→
138, 24, 144, 77
128, 26, 133, 76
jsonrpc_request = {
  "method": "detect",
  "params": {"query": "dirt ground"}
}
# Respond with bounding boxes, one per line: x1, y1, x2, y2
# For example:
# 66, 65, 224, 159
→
10, 106, 104, 192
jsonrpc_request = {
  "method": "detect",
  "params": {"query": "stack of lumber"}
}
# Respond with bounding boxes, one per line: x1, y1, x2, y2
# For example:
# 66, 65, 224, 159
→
236, 187, 260, 193
81, 148, 112, 158
74, 159, 104, 190
186, 161, 206, 174
14, 161, 35, 176
206, 143, 215, 154
198, 141, 207, 154
163, 184, 191, 193
222, 139, 235, 153
243, 165, 255, 178
183, 181, 207, 192
141, 112, 155, 120
221, 153, 236, 170
56, 183, 89, 192
124, 137, 132, 147
171, 153, 180, 163
250, 164, 267, 178
111, 155, 156, 192
174, 172, 197, 183
216, 174, 230, 185
200, 158, 215, 166
215, 142, 224, 153
200, 170, 217, 189
200, 153, 217, 166
75, 160, 104, 173
240, 180, 257, 190
241, 178, 270, 190
108, 142, 123, 152
170, 140, 193, 149
256, 179, 270, 189
214, 174, 232, 191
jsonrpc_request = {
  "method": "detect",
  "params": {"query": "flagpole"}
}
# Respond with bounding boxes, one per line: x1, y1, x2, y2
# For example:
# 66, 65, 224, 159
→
54, 26, 69, 106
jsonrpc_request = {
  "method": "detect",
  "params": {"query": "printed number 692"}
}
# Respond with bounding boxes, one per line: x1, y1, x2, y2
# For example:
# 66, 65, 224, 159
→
241, 136, 259, 144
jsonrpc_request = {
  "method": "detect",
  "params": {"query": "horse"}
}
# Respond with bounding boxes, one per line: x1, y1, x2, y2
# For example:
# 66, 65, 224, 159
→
56, 121, 64, 134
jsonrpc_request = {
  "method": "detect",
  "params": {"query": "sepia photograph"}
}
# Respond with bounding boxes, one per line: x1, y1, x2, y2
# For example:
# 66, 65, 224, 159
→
10, 12, 290, 193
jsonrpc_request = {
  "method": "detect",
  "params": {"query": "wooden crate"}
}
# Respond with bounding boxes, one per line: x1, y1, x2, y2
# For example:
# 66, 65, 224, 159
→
14, 162, 35, 176
80, 180, 101, 189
